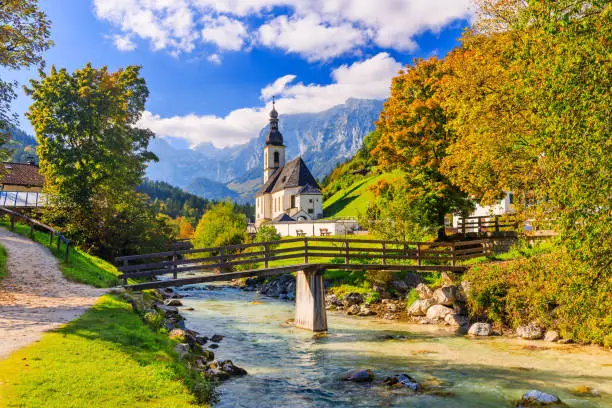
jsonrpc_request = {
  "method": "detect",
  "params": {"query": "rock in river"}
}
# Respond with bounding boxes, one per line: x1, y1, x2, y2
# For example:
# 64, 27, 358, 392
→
383, 374, 421, 391
343, 292, 364, 307
433, 286, 457, 306
544, 330, 560, 342
468, 323, 492, 336
518, 390, 563, 406
342, 369, 374, 382
415, 283, 433, 299
164, 298, 183, 307
407, 298, 435, 316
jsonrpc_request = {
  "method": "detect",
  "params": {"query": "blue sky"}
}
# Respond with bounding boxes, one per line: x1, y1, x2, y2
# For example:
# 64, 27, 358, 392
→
1, 0, 471, 148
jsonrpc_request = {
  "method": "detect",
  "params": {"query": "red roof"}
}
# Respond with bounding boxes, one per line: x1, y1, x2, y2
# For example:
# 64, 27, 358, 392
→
0, 163, 44, 187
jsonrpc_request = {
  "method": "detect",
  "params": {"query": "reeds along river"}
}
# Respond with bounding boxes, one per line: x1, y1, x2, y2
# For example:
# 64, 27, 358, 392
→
177, 285, 612, 408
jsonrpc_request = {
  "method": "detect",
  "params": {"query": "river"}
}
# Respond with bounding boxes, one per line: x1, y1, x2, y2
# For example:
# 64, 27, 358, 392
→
177, 285, 612, 408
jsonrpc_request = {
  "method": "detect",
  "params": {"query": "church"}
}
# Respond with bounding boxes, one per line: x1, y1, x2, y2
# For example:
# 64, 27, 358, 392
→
255, 102, 323, 226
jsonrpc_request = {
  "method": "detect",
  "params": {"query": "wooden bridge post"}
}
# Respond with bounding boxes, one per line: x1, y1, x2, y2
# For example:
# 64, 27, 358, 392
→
294, 268, 327, 332
382, 242, 386, 265
416, 243, 421, 266
303, 237, 308, 263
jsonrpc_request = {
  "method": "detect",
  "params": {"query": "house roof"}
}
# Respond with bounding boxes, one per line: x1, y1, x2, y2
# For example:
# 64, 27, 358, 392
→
0, 163, 44, 187
256, 157, 320, 196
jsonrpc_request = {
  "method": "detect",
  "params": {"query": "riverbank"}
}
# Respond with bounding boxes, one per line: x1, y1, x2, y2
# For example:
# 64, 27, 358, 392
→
0, 294, 209, 407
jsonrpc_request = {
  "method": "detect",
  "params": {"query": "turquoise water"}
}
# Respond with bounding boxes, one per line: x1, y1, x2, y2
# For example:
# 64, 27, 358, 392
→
177, 286, 612, 408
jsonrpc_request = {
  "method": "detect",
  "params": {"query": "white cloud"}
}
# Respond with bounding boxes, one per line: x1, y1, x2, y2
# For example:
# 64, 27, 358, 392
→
201, 15, 248, 51
207, 53, 222, 64
93, 0, 472, 60
111, 34, 137, 51
139, 52, 402, 148
258, 14, 365, 61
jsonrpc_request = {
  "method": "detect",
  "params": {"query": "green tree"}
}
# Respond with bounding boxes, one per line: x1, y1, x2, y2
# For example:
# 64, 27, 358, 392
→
26, 63, 170, 258
254, 225, 281, 246
0, 0, 52, 158
373, 57, 473, 238
192, 201, 247, 249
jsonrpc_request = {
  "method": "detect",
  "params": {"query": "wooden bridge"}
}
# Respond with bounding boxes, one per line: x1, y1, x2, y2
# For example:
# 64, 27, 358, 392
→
117, 237, 512, 332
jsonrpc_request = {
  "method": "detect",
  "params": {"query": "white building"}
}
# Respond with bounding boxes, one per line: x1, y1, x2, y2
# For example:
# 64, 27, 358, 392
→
255, 102, 323, 226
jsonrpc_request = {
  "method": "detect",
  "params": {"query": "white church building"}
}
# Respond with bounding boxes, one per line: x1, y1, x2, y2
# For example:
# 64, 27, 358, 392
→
255, 103, 323, 226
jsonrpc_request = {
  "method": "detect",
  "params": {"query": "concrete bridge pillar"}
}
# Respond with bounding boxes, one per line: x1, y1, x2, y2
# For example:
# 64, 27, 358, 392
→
294, 268, 327, 332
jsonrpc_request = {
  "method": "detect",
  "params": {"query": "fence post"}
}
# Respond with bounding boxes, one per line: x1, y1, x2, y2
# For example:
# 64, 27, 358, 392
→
49, 231, 53, 246
416, 243, 421, 266
495, 215, 500, 233
10, 215, 14, 231
219, 248, 225, 274
478, 217, 482, 233
56, 235, 60, 254
381, 242, 386, 265
264, 243, 269, 268
451, 242, 456, 266
304, 237, 309, 264
64, 242, 70, 263
461, 218, 466, 235
29, 221, 34, 238
344, 240, 349, 264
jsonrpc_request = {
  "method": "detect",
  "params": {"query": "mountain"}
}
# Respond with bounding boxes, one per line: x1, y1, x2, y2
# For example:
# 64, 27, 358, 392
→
146, 98, 384, 202
3, 127, 38, 163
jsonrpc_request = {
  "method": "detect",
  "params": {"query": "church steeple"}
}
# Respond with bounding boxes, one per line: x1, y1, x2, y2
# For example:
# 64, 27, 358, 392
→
263, 97, 286, 183
266, 97, 284, 146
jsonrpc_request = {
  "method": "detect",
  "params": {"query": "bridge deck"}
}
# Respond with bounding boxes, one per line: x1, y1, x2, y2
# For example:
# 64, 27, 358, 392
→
124, 263, 468, 291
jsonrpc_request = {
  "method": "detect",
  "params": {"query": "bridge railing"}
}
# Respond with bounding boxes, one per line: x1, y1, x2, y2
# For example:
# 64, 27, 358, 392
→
0, 207, 71, 261
116, 237, 510, 285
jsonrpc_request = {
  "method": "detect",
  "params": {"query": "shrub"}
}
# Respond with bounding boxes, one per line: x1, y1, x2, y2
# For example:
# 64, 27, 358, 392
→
465, 250, 612, 346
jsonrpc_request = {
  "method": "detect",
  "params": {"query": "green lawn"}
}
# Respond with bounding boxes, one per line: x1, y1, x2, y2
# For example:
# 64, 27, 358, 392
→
0, 243, 6, 281
0, 294, 211, 408
323, 171, 403, 218
0, 217, 121, 288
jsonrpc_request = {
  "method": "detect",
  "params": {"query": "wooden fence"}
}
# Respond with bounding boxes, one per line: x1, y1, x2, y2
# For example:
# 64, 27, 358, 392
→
116, 237, 510, 285
0, 207, 71, 261
456, 215, 519, 234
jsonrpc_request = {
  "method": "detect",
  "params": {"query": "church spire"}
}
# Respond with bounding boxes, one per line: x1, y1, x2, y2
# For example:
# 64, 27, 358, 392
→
266, 96, 284, 146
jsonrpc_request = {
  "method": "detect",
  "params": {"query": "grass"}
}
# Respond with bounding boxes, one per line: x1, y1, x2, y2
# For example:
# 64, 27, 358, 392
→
0, 217, 121, 288
0, 294, 210, 407
457, 238, 555, 266
0, 243, 6, 281
323, 170, 403, 218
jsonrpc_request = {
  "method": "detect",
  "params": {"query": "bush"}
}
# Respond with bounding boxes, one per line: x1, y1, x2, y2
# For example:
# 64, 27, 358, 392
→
465, 250, 612, 346
192, 201, 247, 249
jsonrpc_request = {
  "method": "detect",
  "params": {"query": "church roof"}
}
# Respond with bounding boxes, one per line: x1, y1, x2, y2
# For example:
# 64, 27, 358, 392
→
297, 184, 321, 195
256, 157, 320, 195
271, 213, 295, 222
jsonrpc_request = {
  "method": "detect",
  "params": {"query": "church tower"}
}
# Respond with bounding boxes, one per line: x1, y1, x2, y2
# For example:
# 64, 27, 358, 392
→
263, 99, 285, 183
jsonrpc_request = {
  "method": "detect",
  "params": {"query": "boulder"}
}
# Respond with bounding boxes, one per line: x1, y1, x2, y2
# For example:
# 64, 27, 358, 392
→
433, 286, 457, 306
426, 305, 454, 320
343, 293, 364, 307
342, 369, 374, 382
444, 314, 468, 327
211, 334, 224, 343
164, 298, 183, 307
357, 304, 376, 316
156, 304, 179, 315
391, 280, 409, 292
404, 272, 424, 288
206, 368, 230, 380
461, 280, 472, 297
383, 374, 421, 391
208, 343, 219, 349
260, 274, 296, 298
210, 360, 247, 376
325, 294, 341, 307
518, 390, 562, 406
516, 322, 544, 340
440, 272, 455, 286
175, 343, 190, 360
195, 335, 209, 345
346, 304, 360, 315
468, 323, 492, 336
386, 303, 399, 313
407, 298, 435, 316
544, 330, 560, 342
452, 301, 467, 315
415, 283, 433, 300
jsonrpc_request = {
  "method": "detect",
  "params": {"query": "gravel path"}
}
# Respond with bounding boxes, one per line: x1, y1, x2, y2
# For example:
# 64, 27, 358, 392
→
0, 227, 106, 359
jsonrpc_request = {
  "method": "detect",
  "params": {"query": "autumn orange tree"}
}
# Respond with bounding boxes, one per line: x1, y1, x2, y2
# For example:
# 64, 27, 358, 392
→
373, 57, 473, 238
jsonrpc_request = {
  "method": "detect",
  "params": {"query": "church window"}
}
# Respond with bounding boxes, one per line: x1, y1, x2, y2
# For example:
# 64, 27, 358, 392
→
291, 195, 296, 208
274, 151, 280, 167
309, 199, 313, 203
308, 208, 314, 214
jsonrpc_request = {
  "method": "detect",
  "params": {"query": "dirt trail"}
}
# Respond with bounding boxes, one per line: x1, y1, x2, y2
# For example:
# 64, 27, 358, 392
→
0, 227, 106, 359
